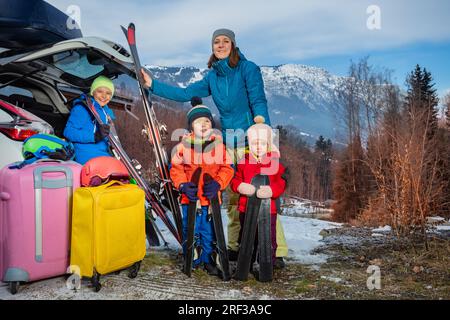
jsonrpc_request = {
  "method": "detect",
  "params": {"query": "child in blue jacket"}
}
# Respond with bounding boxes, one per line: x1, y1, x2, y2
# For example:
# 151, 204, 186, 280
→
64, 76, 115, 165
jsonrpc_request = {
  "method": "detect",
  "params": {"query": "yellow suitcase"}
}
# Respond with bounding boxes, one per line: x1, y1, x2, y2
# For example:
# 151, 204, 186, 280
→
70, 180, 146, 291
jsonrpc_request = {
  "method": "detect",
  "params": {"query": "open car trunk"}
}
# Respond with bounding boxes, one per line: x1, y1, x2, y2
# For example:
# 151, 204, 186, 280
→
0, 36, 138, 136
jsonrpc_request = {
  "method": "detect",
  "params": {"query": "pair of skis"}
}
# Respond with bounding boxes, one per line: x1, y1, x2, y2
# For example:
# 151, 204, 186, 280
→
183, 170, 231, 281
234, 175, 273, 283
120, 23, 183, 243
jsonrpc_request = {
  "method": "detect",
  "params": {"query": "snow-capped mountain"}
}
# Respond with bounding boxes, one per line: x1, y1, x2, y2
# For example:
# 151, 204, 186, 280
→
144, 64, 346, 140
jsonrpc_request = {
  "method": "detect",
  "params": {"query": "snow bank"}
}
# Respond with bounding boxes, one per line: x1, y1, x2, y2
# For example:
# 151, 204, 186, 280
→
279, 215, 341, 264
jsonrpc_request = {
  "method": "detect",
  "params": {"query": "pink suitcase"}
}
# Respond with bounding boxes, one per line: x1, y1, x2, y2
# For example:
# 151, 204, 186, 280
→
0, 160, 82, 294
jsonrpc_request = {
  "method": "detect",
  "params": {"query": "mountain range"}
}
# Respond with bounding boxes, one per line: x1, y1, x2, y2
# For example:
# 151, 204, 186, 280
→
140, 63, 347, 142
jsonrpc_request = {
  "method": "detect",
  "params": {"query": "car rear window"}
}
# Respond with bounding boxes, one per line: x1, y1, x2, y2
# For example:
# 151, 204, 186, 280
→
0, 85, 33, 99
43, 49, 105, 80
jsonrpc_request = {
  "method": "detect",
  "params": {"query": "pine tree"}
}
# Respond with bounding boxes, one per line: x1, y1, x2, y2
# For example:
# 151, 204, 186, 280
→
403, 65, 445, 222
422, 68, 439, 137
405, 65, 439, 139
314, 136, 333, 201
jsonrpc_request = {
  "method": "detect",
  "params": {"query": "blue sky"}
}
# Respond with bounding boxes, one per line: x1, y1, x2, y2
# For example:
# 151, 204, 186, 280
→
47, 0, 450, 101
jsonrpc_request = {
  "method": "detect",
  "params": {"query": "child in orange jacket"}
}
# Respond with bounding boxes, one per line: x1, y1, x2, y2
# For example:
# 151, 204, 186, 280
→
231, 123, 287, 268
170, 98, 234, 277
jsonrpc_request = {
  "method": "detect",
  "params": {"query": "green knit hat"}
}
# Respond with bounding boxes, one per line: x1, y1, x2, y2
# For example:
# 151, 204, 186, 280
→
90, 76, 115, 96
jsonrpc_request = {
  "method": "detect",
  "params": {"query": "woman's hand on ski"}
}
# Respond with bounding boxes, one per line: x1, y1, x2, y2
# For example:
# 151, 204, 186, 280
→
256, 185, 273, 199
141, 68, 153, 89
237, 183, 256, 196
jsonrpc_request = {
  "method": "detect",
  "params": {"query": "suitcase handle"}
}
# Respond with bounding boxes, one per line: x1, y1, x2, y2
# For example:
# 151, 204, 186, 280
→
99, 180, 126, 189
35, 159, 64, 164
33, 166, 75, 263
34, 166, 74, 189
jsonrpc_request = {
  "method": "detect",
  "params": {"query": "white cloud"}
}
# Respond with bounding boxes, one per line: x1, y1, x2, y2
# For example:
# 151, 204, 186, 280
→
46, 0, 450, 66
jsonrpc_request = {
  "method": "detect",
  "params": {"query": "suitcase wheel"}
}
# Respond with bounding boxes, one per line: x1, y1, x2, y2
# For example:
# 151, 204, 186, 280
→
128, 261, 141, 279
9, 282, 20, 295
91, 272, 102, 292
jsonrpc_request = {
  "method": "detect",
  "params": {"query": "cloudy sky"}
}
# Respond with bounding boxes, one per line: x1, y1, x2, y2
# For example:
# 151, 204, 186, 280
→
47, 0, 450, 100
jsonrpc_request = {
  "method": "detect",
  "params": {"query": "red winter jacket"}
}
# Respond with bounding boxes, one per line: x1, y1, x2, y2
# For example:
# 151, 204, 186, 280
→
230, 152, 286, 215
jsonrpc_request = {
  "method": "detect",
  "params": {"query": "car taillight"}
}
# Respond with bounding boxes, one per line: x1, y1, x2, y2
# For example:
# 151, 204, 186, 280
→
0, 128, 38, 141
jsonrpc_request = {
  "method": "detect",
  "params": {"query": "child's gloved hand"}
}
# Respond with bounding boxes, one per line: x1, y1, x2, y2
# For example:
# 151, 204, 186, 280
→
179, 182, 198, 201
237, 183, 256, 196
257, 185, 273, 199
203, 180, 221, 199
95, 124, 110, 142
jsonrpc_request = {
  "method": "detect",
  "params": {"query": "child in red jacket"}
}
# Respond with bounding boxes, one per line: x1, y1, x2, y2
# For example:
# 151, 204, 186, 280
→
230, 123, 287, 268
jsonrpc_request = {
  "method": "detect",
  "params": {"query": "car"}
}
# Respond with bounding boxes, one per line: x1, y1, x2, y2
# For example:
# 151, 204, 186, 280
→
0, 36, 137, 169
0, 99, 54, 169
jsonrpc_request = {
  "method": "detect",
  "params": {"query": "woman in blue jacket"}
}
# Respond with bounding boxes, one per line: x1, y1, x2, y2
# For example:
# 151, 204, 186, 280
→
63, 76, 115, 165
141, 28, 269, 144
141, 29, 288, 268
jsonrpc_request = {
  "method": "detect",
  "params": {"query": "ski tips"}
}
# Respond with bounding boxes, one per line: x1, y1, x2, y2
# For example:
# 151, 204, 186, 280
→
121, 23, 135, 31
191, 167, 202, 184
121, 23, 136, 45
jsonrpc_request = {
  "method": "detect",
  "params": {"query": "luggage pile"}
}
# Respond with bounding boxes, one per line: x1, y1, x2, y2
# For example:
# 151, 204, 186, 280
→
0, 135, 146, 294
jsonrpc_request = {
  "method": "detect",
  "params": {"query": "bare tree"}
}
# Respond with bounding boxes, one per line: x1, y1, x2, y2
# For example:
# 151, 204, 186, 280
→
363, 69, 446, 245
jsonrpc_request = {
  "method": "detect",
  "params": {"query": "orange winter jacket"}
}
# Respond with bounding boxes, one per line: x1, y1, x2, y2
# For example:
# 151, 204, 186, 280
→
170, 132, 234, 206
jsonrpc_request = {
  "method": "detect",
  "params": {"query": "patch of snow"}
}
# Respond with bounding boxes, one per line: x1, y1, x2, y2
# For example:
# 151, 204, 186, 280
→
372, 233, 385, 237
280, 215, 341, 264
153, 219, 181, 251
437, 225, 450, 231
281, 198, 332, 217
188, 71, 205, 84
145, 65, 165, 70
429, 216, 446, 222
174, 68, 183, 76
320, 276, 342, 283
372, 225, 392, 233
